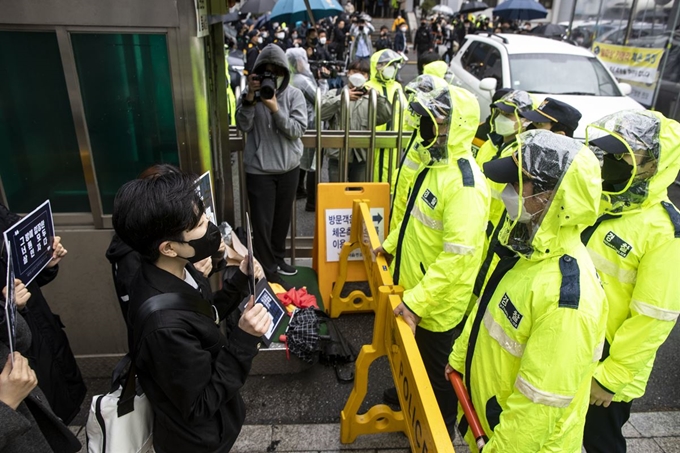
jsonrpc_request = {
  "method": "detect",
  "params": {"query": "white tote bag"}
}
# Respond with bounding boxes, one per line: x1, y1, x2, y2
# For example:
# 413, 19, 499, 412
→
86, 356, 153, 453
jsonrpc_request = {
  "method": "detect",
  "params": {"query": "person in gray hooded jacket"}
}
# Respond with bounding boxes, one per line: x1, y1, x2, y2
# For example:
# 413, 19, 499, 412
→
237, 44, 308, 282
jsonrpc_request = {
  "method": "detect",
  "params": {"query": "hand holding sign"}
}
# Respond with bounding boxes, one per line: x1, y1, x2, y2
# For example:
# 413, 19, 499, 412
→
238, 296, 272, 337
0, 352, 38, 410
3, 280, 30, 310
46, 236, 67, 269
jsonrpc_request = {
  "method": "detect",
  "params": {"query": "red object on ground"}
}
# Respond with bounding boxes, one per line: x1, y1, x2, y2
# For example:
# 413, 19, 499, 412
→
278, 287, 318, 310
449, 370, 487, 450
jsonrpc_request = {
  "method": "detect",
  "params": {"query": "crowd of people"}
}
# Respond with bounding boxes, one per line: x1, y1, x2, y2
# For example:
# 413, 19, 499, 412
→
1, 6, 679, 453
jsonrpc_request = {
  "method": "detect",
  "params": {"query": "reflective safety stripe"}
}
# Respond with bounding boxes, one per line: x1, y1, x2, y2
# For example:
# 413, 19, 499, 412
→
490, 187, 502, 200
630, 299, 680, 322
483, 309, 525, 358
403, 156, 419, 170
411, 204, 443, 230
515, 375, 573, 408
588, 249, 637, 285
443, 242, 475, 255
593, 340, 604, 362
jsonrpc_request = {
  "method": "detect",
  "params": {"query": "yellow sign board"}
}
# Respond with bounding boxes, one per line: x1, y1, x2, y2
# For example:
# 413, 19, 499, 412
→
592, 42, 664, 85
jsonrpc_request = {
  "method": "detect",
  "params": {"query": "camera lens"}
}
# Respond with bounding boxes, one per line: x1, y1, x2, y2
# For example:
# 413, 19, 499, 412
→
260, 78, 276, 100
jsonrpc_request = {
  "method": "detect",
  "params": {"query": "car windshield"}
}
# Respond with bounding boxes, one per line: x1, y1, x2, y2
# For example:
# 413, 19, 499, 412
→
509, 53, 621, 96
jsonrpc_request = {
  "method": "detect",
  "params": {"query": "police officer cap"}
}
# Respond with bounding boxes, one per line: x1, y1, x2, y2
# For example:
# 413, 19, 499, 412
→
483, 156, 521, 184
521, 97, 582, 131
589, 135, 629, 155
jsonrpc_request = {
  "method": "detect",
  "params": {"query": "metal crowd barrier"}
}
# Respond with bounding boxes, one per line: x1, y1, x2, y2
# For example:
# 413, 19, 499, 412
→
228, 86, 409, 262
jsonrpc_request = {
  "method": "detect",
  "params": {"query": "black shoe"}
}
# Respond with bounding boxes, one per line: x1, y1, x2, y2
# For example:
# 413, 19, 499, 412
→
277, 261, 298, 276
305, 202, 315, 212
383, 387, 400, 407
296, 189, 307, 200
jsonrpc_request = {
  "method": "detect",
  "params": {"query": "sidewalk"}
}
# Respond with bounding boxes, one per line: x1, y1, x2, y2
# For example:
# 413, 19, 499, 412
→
227, 411, 680, 453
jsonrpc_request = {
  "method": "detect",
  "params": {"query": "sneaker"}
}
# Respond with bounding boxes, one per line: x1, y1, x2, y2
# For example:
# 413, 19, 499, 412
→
277, 261, 298, 276
382, 387, 400, 407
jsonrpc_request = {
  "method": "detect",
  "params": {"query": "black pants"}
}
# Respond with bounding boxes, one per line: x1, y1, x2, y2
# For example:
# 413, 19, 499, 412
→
583, 400, 633, 453
246, 167, 299, 279
415, 325, 459, 434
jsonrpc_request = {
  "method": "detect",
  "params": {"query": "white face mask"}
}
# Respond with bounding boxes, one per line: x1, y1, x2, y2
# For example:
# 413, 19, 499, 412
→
261, 32, 269, 38
494, 115, 518, 137
401, 26, 407, 32
501, 185, 532, 223
381, 65, 397, 80
276, 32, 285, 39
319, 37, 327, 44
257, 37, 263, 44
348, 73, 367, 88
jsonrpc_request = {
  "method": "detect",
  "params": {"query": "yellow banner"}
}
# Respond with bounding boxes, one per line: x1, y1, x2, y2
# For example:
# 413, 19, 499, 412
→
592, 42, 664, 85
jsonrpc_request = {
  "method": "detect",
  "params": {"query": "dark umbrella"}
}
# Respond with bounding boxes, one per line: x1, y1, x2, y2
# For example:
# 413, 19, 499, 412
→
493, 0, 547, 21
459, 1, 489, 14
531, 23, 566, 37
253, 13, 271, 29
240, 0, 277, 14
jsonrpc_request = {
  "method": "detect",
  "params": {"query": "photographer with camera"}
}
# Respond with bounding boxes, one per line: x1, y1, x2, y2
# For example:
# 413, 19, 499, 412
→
236, 44, 308, 282
320, 58, 392, 182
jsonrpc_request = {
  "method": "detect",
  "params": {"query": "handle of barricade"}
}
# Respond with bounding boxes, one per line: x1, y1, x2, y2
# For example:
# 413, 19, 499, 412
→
448, 370, 487, 450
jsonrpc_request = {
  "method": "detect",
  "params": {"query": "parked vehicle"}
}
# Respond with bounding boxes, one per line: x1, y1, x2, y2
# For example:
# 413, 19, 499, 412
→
448, 33, 643, 139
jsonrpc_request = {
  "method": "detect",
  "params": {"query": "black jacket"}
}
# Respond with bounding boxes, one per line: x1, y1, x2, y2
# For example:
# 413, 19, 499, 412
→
414, 24, 433, 53
0, 309, 81, 453
0, 203, 86, 425
128, 261, 259, 453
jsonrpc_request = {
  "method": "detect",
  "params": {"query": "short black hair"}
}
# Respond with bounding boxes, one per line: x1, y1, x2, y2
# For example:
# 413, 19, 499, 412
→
112, 172, 204, 262
348, 58, 370, 74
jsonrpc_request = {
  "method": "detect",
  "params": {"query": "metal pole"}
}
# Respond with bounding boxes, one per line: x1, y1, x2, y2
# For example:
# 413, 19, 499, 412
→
650, 4, 680, 110
315, 87, 323, 185
367, 89, 378, 184
624, 0, 640, 45
395, 92, 405, 163
303, 0, 317, 27
568, 0, 579, 37
341, 86, 351, 182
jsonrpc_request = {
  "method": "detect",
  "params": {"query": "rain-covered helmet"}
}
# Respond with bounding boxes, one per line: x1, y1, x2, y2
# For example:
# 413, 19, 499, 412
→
586, 110, 662, 211
374, 49, 405, 82
403, 74, 449, 131
491, 90, 534, 136
407, 81, 452, 163
486, 130, 601, 258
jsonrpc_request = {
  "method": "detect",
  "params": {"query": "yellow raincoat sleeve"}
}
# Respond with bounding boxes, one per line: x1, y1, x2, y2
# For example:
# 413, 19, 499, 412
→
449, 302, 478, 372
484, 306, 601, 453
382, 221, 401, 255
593, 240, 680, 395
402, 185, 487, 320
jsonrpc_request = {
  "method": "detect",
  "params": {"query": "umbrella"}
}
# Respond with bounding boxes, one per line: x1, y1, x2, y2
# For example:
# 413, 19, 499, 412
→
531, 23, 566, 37
270, 0, 343, 25
459, 1, 489, 14
493, 0, 547, 20
240, 0, 277, 14
253, 13, 271, 29
432, 4, 455, 15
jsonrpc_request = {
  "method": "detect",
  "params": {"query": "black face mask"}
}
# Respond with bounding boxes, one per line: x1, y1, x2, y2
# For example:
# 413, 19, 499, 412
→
419, 116, 436, 147
177, 221, 222, 263
310, 37, 319, 45
601, 154, 634, 191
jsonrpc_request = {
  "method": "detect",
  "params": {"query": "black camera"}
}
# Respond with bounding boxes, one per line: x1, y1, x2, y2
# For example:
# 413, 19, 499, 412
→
254, 70, 277, 100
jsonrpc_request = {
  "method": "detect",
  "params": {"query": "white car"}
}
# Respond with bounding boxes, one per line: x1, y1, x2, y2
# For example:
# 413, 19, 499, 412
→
448, 33, 643, 139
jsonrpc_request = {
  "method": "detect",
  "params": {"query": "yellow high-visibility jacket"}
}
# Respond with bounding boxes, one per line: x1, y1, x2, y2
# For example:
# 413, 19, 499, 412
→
583, 110, 680, 402
365, 49, 405, 185
450, 131, 607, 452
383, 86, 489, 332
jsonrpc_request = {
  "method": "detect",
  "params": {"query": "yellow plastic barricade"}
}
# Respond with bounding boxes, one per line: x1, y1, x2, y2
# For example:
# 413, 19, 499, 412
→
340, 201, 455, 453
314, 183, 391, 317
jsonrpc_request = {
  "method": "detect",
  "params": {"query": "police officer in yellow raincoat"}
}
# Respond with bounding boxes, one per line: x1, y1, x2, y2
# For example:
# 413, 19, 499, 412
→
389, 75, 449, 233
364, 49, 405, 184
448, 130, 608, 453
376, 79, 489, 434
582, 110, 680, 452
